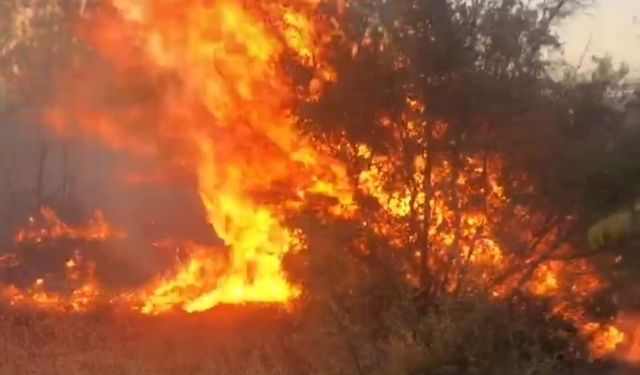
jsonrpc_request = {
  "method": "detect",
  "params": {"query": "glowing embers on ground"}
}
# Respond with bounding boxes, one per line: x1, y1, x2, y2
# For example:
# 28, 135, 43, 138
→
1, 247, 100, 313
614, 314, 640, 364
0, 205, 301, 314
0, 207, 116, 312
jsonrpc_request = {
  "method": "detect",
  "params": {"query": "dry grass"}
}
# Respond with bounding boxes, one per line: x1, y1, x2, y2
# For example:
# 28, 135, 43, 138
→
0, 300, 633, 375
0, 306, 301, 375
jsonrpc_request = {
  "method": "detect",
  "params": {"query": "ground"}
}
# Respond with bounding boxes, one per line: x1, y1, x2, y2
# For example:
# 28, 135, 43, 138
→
0, 304, 636, 375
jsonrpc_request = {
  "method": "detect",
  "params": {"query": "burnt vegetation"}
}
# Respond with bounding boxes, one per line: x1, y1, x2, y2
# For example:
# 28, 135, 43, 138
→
0, 0, 639, 374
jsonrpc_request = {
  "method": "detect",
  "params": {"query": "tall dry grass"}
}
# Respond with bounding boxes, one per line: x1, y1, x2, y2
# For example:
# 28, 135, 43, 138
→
0, 296, 619, 375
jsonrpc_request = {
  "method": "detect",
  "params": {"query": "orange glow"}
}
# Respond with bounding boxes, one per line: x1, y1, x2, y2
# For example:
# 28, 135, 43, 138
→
612, 314, 640, 365
351, 97, 629, 358
578, 322, 626, 359
528, 263, 560, 296
1, 249, 100, 313
15, 206, 117, 244
0, 0, 632, 363
33, 0, 352, 314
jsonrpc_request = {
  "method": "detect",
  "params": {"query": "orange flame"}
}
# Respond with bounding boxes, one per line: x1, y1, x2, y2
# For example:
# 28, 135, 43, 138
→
352, 97, 631, 359
1, 249, 100, 313
38, 0, 352, 314
15, 206, 116, 244
0, 0, 632, 364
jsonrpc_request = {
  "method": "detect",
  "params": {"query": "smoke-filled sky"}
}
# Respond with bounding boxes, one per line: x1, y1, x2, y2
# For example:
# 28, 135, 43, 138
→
560, 0, 640, 77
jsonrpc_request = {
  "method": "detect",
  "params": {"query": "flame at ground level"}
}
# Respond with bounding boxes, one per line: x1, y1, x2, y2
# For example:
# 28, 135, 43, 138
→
31, 0, 352, 314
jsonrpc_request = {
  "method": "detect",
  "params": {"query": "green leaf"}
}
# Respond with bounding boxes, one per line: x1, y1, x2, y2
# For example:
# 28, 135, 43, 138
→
587, 210, 633, 250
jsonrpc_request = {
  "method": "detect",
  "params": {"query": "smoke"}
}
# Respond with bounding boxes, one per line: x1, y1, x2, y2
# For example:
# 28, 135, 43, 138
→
0, 67, 219, 288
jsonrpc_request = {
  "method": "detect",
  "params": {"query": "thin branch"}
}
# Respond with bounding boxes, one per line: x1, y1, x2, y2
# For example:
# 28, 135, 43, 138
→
54, 141, 71, 209
512, 225, 576, 292
0, 151, 17, 196
543, 0, 568, 25
34, 134, 48, 211
550, 240, 637, 262
490, 213, 562, 287
575, 31, 592, 72
80, 0, 88, 15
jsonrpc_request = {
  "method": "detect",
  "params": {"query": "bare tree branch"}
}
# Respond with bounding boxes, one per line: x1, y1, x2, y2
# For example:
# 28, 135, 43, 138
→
575, 31, 593, 72
34, 133, 48, 211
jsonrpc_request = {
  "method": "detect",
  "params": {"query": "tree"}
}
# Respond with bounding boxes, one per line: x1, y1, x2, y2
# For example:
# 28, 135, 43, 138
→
0, 1, 84, 244
287, 3, 640, 365
295, 0, 600, 298
0, 0, 87, 120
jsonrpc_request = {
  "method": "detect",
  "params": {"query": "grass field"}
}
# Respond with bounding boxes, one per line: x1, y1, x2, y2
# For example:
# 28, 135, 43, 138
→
0, 303, 637, 375
0, 305, 301, 375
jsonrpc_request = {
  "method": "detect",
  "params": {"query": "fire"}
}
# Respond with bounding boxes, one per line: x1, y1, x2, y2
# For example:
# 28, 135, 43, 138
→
35, 0, 352, 314
114, 0, 350, 313
2, 279, 100, 313
619, 315, 640, 365
588, 323, 626, 359
1, 248, 100, 313
351, 97, 632, 359
0, 0, 634, 365
0, 208, 104, 312
15, 206, 116, 244
528, 262, 560, 296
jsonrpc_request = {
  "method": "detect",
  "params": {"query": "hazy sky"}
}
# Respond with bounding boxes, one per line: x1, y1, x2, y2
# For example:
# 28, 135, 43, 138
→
559, 0, 640, 77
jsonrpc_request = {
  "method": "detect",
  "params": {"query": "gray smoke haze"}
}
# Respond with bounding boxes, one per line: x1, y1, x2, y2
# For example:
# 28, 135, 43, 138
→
0, 5, 229, 290
0, 112, 221, 289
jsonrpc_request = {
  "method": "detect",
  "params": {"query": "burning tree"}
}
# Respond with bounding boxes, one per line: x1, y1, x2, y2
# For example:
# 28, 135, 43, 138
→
288, 0, 639, 367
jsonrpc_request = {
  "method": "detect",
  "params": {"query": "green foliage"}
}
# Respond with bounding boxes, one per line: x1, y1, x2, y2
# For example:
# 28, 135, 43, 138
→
587, 209, 635, 250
